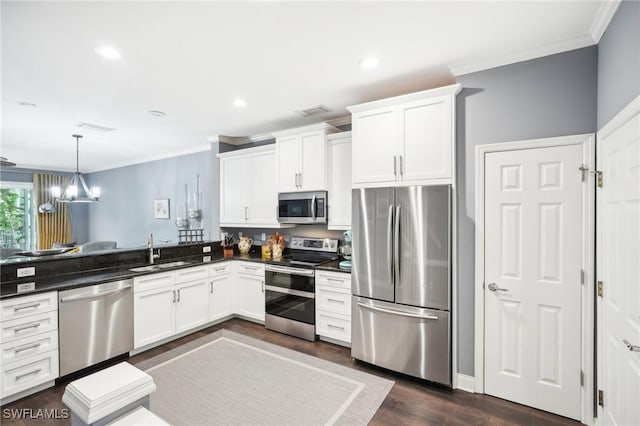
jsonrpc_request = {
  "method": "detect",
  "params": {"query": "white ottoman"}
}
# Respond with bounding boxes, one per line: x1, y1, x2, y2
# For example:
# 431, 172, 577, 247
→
63, 362, 157, 426
107, 406, 169, 426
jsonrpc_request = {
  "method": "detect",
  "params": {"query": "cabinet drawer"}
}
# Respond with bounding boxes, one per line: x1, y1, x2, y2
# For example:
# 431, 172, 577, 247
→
1, 350, 59, 398
133, 271, 176, 293
1, 330, 58, 365
315, 271, 351, 290
209, 262, 231, 277
316, 287, 351, 316
316, 312, 351, 344
236, 262, 264, 277
176, 266, 208, 283
1, 292, 57, 322
1, 311, 58, 344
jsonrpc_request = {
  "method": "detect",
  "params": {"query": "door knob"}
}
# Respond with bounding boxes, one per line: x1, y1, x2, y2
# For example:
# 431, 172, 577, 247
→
487, 282, 508, 292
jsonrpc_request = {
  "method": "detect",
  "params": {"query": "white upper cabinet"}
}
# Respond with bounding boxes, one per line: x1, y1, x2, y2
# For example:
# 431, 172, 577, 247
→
348, 84, 460, 187
220, 154, 250, 224
219, 145, 290, 228
327, 132, 352, 230
273, 123, 339, 192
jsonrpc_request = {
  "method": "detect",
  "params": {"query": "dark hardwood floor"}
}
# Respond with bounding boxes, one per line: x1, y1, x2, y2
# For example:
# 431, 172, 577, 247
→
1, 318, 581, 425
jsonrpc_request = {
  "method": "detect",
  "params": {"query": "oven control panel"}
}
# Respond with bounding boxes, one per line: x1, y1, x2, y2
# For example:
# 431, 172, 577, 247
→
290, 237, 338, 252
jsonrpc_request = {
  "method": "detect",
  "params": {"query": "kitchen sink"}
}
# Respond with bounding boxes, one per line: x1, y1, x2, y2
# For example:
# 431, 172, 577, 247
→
156, 261, 192, 269
129, 261, 193, 273
129, 265, 161, 272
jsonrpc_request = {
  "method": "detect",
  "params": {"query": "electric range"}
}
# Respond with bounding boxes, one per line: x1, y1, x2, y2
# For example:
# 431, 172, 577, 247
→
264, 237, 339, 341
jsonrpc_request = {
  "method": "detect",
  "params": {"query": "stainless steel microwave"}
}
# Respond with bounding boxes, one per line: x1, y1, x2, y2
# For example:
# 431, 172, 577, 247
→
277, 191, 327, 224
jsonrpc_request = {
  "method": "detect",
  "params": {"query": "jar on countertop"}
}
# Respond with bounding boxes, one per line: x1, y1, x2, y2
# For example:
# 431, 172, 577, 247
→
238, 236, 253, 254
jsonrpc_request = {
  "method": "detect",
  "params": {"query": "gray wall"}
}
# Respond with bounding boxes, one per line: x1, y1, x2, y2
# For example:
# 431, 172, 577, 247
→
86, 149, 217, 248
455, 46, 598, 376
597, 0, 640, 129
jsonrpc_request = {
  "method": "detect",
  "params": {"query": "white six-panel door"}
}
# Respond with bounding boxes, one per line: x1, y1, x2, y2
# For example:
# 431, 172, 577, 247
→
484, 144, 583, 420
598, 110, 640, 426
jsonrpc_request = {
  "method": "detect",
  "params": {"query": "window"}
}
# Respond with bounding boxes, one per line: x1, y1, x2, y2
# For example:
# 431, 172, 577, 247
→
0, 181, 37, 253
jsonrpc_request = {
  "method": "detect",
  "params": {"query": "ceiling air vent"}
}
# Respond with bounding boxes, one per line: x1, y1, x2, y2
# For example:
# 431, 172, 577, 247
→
296, 105, 330, 118
75, 122, 116, 133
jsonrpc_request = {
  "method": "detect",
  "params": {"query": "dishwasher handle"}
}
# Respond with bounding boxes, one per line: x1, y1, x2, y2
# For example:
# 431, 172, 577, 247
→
60, 285, 131, 303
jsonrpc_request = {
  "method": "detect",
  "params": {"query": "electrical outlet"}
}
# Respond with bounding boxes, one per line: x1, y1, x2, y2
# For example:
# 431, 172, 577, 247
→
203, 256, 211, 263
17, 267, 36, 278
17, 282, 35, 293
239, 232, 243, 238
203, 246, 211, 253
261, 233, 267, 241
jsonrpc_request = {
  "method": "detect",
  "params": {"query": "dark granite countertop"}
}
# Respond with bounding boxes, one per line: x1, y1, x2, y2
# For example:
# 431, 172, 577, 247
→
315, 259, 352, 274
0, 248, 349, 299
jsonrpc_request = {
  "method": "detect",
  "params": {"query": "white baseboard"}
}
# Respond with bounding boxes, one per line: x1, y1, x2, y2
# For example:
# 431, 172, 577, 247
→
455, 373, 475, 393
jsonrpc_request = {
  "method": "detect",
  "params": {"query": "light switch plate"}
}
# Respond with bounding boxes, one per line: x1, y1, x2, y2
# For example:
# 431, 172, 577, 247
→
17, 267, 36, 278
203, 246, 211, 253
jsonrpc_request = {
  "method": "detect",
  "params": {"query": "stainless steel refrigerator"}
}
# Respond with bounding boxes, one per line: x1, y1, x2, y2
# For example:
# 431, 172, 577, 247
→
351, 185, 451, 386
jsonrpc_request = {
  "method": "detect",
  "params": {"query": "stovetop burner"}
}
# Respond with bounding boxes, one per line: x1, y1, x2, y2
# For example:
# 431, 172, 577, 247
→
287, 252, 339, 266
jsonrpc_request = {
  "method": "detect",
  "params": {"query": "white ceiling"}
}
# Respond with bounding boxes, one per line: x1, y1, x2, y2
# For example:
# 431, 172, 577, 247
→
1, 1, 612, 172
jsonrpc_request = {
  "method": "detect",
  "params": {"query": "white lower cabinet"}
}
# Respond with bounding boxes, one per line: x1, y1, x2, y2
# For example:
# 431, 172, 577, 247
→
208, 265, 233, 322
234, 262, 265, 322
134, 266, 210, 349
174, 278, 209, 334
315, 271, 351, 346
134, 282, 176, 349
0, 291, 59, 402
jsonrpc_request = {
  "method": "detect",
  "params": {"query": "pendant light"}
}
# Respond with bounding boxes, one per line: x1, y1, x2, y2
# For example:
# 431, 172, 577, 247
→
52, 134, 101, 203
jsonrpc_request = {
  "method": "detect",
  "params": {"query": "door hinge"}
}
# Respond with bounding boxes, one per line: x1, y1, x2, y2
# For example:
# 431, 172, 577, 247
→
598, 389, 604, 407
580, 370, 584, 386
581, 269, 585, 285
579, 164, 603, 187
597, 280, 604, 297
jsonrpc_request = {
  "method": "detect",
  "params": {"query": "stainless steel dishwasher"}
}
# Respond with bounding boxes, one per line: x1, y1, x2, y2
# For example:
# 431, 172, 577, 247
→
59, 279, 133, 377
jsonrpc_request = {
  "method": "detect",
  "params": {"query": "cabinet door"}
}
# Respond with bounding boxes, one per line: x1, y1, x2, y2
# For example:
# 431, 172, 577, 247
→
209, 274, 233, 322
220, 155, 251, 224
237, 274, 265, 322
249, 151, 278, 225
299, 131, 326, 190
400, 96, 452, 183
277, 136, 300, 192
327, 137, 352, 229
175, 279, 210, 334
134, 287, 175, 349
352, 108, 398, 185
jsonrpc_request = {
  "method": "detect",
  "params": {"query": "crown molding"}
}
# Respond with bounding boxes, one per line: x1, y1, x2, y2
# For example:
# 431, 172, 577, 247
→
450, 34, 595, 77
88, 144, 211, 173
347, 84, 461, 113
589, 0, 621, 43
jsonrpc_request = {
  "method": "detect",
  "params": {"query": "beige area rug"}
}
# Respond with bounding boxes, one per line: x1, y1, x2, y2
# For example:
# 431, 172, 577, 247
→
136, 330, 394, 426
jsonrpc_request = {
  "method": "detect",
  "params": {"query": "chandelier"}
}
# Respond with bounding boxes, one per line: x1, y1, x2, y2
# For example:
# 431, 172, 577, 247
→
52, 134, 101, 203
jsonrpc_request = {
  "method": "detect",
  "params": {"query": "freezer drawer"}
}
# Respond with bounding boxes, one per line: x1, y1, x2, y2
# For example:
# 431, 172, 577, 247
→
351, 296, 450, 386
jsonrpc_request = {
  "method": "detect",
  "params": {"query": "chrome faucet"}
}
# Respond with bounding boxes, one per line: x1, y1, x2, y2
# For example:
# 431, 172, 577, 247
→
148, 233, 161, 264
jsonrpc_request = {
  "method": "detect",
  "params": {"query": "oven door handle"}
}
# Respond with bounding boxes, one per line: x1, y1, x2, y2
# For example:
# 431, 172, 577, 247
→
265, 285, 315, 299
265, 265, 315, 277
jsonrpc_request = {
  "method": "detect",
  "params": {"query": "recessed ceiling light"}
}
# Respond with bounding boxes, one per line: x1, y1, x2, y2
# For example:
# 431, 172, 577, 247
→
17, 101, 36, 107
95, 45, 121, 60
359, 56, 379, 69
148, 110, 166, 117
233, 98, 247, 108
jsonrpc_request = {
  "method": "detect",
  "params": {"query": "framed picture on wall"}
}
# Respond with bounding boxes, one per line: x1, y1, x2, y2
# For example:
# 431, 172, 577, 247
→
153, 199, 170, 219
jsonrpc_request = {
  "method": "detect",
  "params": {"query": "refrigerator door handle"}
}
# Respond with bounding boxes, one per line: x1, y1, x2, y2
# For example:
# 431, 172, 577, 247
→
387, 204, 394, 285
357, 302, 439, 320
394, 205, 401, 285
